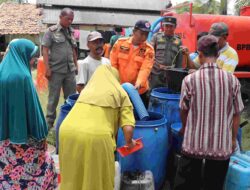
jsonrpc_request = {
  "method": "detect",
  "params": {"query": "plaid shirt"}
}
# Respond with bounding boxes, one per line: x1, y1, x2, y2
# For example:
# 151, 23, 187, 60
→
180, 63, 244, 160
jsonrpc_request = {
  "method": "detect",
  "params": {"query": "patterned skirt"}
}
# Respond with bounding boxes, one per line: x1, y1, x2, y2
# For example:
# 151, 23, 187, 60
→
0, 139, 58, 190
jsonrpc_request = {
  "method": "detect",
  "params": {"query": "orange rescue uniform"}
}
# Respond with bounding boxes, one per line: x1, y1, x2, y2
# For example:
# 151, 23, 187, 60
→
103, 43, 111, 58
110, 37, 155, 94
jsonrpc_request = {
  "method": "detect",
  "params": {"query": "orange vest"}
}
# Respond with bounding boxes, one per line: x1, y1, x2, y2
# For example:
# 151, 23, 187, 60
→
110, 37, 154, 94
103, 43, 111, 58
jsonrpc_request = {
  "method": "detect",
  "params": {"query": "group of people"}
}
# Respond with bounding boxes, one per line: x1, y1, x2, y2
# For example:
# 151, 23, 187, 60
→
0, 6, 244, 190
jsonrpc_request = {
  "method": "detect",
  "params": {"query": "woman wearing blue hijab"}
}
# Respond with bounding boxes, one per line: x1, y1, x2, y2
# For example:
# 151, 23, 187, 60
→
0, 39, 57, 189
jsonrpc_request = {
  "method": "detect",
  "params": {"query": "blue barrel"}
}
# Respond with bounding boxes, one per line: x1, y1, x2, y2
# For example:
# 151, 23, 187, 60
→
66, 93, 79, 107
224, 153, 250, 190
148, 87, 180, 126
55, 104, 72, 153
170, 123, 183, 152
122, 83, 149, 121
117, 112, 168, 190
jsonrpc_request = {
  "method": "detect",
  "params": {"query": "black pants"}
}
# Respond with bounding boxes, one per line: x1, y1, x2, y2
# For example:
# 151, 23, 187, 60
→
173, 155, 230, 190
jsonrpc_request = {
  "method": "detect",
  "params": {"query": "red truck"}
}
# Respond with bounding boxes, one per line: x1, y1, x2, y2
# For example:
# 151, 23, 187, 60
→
155, 3, 250, 102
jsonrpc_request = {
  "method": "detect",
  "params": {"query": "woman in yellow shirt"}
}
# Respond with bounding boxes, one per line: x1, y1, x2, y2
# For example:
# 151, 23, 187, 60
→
59, 65, 136, 190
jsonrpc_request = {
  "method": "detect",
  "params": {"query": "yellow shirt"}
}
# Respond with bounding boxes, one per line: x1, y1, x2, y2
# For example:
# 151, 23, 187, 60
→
193, 43, 238, 73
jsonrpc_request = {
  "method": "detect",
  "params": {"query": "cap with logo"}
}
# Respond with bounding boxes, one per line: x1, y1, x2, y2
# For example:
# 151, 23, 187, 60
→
209, 22, 228, 37
162, 16, 177, 26
134, 20, 151, 32
197, 35, 218, 52
87, 31, 104, 42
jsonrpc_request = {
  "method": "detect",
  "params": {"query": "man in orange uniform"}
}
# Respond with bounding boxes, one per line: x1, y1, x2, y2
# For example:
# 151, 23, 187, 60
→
110, 20, 155, 106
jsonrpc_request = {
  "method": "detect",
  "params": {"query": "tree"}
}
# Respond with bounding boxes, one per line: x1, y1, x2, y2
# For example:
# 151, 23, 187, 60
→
235, 0, 250, 15
220, 0, 228, 15
175, 0, 221, 14
0, 0, 15, 4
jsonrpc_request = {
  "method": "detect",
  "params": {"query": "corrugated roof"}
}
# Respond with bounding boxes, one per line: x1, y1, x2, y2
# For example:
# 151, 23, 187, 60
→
37, 0, 166, 11
0, 3, 45, 35
42, 8, 160, 27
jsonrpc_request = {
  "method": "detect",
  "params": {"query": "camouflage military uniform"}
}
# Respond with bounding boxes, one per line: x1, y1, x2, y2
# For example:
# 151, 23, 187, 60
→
42, 23, 77, 128
150, 32, 183, 89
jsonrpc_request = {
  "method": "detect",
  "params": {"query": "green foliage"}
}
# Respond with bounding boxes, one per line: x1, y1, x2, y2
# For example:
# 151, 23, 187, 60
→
235, 0, 250, 15
175, 0, 221, 14
0, 0, 14, 4
32, 70, 64, 146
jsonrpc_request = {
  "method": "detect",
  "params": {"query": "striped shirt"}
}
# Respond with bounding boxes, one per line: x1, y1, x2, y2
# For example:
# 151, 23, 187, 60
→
193, 43, 239, 73
179, 63, 244, 160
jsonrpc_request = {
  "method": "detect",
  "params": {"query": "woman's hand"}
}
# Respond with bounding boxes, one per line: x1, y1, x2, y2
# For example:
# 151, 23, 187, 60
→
125, 139, 137, 149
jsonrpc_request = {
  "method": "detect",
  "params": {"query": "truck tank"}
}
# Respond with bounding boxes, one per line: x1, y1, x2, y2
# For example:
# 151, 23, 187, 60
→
154, 6, 250, 102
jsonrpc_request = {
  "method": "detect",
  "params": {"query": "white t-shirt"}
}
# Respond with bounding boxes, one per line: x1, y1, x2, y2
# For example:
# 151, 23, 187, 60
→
76, 56, 110, 85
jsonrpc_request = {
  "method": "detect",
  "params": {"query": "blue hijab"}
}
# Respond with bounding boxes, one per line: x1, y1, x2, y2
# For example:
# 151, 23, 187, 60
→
0, 39, 48, 144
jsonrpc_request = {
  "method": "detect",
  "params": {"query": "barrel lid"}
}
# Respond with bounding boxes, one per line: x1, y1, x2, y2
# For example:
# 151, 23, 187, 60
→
135, 112, 167, 127
151, 87, 180, 100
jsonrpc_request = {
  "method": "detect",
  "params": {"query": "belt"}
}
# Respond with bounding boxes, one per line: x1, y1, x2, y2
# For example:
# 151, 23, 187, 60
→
155, 62, 174, 70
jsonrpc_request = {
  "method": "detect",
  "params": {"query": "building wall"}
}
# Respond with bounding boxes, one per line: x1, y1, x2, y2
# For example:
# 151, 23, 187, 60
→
79, 25, 113, 31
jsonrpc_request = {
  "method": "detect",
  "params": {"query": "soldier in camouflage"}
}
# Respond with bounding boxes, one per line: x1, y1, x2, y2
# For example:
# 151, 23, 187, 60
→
42, 8, 78, 129
150, 16, 183, 89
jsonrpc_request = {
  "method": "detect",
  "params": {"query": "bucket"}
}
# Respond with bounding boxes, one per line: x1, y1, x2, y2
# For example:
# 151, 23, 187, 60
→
66, 93, 80, 107
55, 104, 72, 153
170, 123, 183, 152
165, 68, 188, 93
148, 87, 181, 126
122, 83, 149, 121
117, 112, 168, 190
121, 170, 155, 190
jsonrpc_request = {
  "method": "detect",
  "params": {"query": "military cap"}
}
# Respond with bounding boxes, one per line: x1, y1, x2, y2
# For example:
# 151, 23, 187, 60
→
197, 35, 218, 52
134, 20, 151, 32
209, 22, 229, 37
162, 16, 177, 26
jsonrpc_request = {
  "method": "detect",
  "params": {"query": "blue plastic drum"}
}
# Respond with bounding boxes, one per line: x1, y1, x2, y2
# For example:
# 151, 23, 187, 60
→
148, 87, 180, 126
55, 104, 72, 153
117, 112, 168, 190
66, 93, 80, 107
170, 123, 183, 152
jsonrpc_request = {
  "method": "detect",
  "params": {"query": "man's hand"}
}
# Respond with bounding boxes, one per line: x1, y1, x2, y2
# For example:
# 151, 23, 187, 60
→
45, 67, 52, 80
134, 82, 141, 90
180, 46, 189, 56
188, 69, 196, 74
75, 67, 78, 75
232, 138, 237, 152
